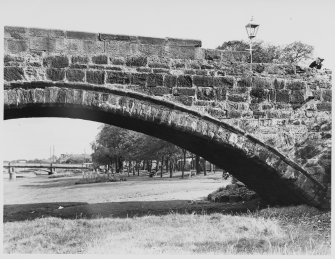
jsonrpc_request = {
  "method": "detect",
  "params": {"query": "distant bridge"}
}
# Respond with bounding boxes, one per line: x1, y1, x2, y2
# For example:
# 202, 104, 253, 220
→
3, 162, 90, 177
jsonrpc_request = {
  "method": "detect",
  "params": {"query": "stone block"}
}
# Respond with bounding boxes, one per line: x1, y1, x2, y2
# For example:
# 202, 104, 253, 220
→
92, 55, 108, 64
286, 80, 306, 90
273, 78, 285, 89
106, 71, 131, 84
4, 26, 28, 39
289, 90, 304, 104
131, 73, 148, 86
164, 75, 177, 88
311, 90, 321, 101
249, 103, 259, 111
150, 87, 172, 96
177, 75, 192, 87
262, 103, 273, 110
70, 64, 87, 69
86, 70, 105, 84
4, 67, 24, 81
126, 56, 147, 67
110, 57, 126, 65
136, 67, 152, 73
45, 87, 58, 103
66, 31, 98, 40
18, 89, 34, 104
318, 152, 331, 175
71, 56, 89, 64
43, 56, 69, 68
197, 87, 215, 100
250, 88, 267, 102
5, 39, 29, 54
28, 28, 65, 38
99, 33, 137, 42
105, 41, 133, 56
34, 88, 45, 103
148, 62, 170, 69
227, 110, 242, 118
167, 38, 201, 47
189, 62, 201, 69
228, 87, 248, 95
282, 64, 295, 74
213, 76, 235, 88
268, 89, 276, 102
206, 108, 227, 119
253, 111, 266, 118
82, 40, 104, 54
227, 94, 248, 102
55, 88, 67, 103
153, 68, 169, 74
316, 102, 331, 111
322, 89, 332, 102
214, 87, 227, 101
46, 68, 65, 81
193, 75, 214, 87
275, 90, 290, 103
147, 73, 163, 87
184, 70, 195, 75
73, 89, 84, 104
167, 46, 196, 59
137, 36, 166, 45
195, 70, 208, 75
172, 62, 186, 69
201, 64, 214, 69
173, 88, 195, 96
237, 77, 252, 87
66, 39, 98, 54
66, 69, 85, 82
175, 96, 193, 106
29, 37, 64, 52
137, 44, 165, 57
63, 88, 75, 104
4, 55, 24, 64
252, 77, 272, 88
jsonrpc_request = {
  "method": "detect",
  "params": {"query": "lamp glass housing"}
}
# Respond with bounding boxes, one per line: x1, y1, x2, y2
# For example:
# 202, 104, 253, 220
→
245, 22, 259, 39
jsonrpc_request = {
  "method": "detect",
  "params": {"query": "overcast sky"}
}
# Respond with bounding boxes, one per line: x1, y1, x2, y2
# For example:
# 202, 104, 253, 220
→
1, 0, 334, 160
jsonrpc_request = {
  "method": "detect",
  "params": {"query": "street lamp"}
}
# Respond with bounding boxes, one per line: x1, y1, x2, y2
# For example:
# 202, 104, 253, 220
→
245, 17, 260, 71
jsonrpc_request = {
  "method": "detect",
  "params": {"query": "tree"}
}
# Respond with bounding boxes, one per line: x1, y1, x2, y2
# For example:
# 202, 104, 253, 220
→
217, 40, 281, 63
217, 40, 314, 65
217, 40, 249, 52
280, 41, 314, 64
91, 125, 137, 172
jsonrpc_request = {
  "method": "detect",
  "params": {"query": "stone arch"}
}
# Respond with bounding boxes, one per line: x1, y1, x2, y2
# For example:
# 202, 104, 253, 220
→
4, 81, 327, 207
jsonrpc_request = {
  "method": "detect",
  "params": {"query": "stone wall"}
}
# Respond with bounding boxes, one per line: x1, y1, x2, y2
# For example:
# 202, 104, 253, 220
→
4, 26, 332, 207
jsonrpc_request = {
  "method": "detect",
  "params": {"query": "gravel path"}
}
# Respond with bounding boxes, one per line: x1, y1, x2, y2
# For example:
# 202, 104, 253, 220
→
4, 172, 263, 222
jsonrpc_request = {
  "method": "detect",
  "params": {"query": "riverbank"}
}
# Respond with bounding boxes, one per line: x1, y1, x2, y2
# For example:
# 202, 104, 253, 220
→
3, 172, 330, 254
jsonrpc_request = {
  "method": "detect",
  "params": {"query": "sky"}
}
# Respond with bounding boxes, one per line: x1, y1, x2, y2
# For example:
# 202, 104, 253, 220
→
0, 0, 334, 160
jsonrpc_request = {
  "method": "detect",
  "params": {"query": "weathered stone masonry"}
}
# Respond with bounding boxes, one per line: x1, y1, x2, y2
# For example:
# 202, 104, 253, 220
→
4, 26, 331, 208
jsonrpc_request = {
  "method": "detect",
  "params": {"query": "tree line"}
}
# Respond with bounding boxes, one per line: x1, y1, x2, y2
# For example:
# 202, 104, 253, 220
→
217, 40, 314, 65
91, 125, 214, 178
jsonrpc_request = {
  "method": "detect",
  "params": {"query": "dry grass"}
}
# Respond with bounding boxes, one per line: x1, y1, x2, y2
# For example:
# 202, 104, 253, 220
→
3, 205, 330, 254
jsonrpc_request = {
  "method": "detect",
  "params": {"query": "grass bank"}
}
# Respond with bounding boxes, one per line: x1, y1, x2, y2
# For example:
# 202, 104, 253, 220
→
3, 205, 330, 254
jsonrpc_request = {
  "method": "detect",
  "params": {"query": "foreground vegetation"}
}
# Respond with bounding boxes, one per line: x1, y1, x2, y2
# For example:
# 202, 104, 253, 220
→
4, 205, 330, 254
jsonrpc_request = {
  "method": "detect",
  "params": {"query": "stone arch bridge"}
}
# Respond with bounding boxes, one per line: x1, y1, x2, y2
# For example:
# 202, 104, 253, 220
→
4, 26, 331, 208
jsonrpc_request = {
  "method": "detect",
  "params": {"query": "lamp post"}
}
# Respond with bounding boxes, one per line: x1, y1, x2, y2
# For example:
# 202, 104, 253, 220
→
245, 17, 260, 71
